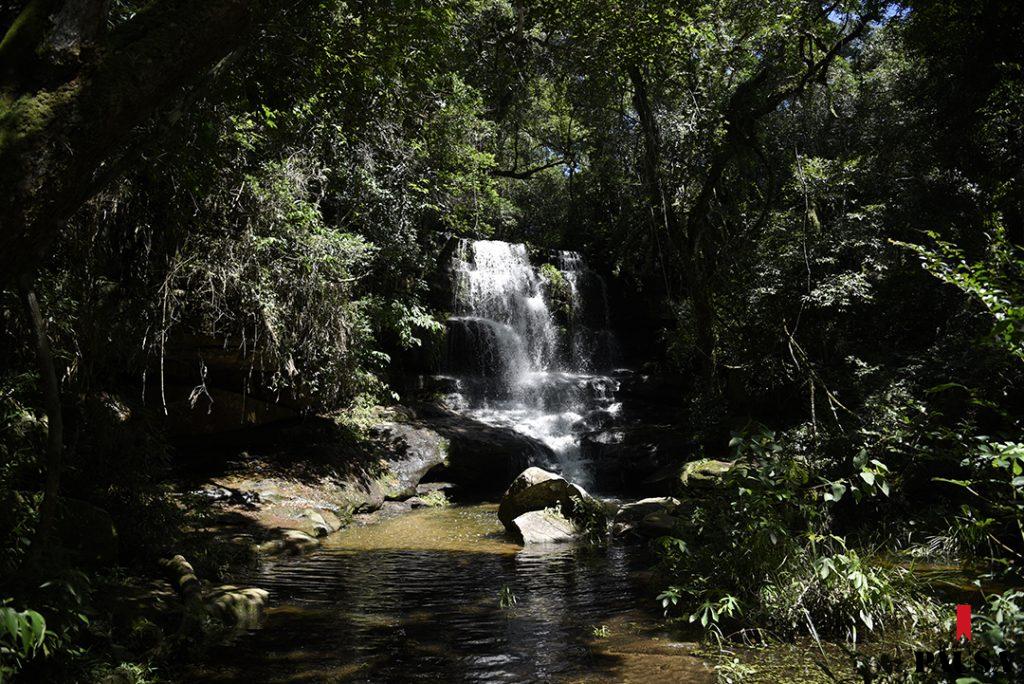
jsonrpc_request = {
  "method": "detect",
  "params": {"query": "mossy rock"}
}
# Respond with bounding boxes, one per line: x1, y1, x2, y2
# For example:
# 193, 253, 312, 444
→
679, 459, 734, 486
206, 585, 270, 629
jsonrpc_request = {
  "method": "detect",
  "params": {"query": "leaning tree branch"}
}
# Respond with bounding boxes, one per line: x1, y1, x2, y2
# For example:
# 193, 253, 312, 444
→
684, 8, 877, 254
489, 157, 568, 179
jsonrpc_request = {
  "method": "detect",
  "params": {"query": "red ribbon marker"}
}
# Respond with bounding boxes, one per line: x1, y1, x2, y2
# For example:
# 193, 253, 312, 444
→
955, 604, 972, 642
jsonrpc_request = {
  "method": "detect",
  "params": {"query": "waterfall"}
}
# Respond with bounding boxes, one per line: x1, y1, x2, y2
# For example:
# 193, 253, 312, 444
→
442, 239, 620, 488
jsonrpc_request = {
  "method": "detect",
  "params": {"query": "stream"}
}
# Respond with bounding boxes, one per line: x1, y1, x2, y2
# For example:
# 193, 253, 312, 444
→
185, 505, 710, 683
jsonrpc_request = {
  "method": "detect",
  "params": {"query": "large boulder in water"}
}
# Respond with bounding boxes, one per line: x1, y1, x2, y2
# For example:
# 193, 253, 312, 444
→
510, 509, 579, 544
498, 467, 591, 531
613, 496, 680, 523
611, 496, 681, 536
413, 406, 557, 495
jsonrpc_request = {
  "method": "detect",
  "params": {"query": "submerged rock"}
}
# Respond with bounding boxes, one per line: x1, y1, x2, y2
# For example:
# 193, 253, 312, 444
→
510, 509, 579, 544
255, 529, 320, 556
415, 481, 455, 496
301, 508, 342, 537
498, 466, 591, 531
379, 496, 433, 515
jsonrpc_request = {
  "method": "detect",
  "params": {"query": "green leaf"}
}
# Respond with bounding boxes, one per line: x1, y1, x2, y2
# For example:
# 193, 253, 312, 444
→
1, 608, 18, 641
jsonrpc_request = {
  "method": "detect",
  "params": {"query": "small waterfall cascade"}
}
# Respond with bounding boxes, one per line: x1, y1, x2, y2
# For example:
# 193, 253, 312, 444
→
556, 250, 618, 372
441, 239, 620, 488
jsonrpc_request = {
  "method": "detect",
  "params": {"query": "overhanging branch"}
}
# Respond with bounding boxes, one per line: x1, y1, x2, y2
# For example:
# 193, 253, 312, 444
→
490, 157, 568, 179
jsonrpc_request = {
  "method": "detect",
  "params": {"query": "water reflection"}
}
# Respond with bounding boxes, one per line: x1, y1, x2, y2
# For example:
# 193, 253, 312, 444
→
185, 506, 708, 683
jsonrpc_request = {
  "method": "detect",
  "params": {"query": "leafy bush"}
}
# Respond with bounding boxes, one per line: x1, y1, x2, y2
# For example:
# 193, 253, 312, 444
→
539, 263, 573, 321
656, 426, 938, 642
899, 223, 1024, 362
168, 156, 379, 410
934, 440, 1024, 571
761, 538, 938, 642
972, 589, 1024, 681
0, 603, 47, 681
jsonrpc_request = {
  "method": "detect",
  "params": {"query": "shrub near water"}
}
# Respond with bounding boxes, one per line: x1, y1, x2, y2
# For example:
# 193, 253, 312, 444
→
656, 427, 940, 643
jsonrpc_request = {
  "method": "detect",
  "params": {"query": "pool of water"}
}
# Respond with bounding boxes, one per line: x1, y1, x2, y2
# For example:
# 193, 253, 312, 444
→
184, 505, 711, 682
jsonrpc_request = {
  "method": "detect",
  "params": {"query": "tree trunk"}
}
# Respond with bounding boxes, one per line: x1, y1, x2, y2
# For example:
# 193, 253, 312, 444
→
682, 256, 717, 379
20, 277, 63, 560
627, 64, 681, 254
628, 63, 718, 382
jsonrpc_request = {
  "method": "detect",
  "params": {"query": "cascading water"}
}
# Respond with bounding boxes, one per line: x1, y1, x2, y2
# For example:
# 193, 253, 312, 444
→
557, 249, 619, 373
442, 239, 620, 489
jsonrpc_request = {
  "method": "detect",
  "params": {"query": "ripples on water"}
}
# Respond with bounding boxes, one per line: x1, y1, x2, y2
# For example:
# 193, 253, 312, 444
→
185, 506, 702, 683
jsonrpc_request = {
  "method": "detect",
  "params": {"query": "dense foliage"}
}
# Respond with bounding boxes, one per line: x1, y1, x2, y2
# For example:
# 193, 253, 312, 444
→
2, 0, 1023, 680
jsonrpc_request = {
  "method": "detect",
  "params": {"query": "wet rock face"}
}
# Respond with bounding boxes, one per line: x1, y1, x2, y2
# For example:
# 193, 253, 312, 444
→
510, 509, 579, 544
497, 467, 591, 532
581, 425, 698, 494
444, 316, 525, 382
415, 408, 557, 495
371, 422, 451, 500
612, 371, 689, 406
